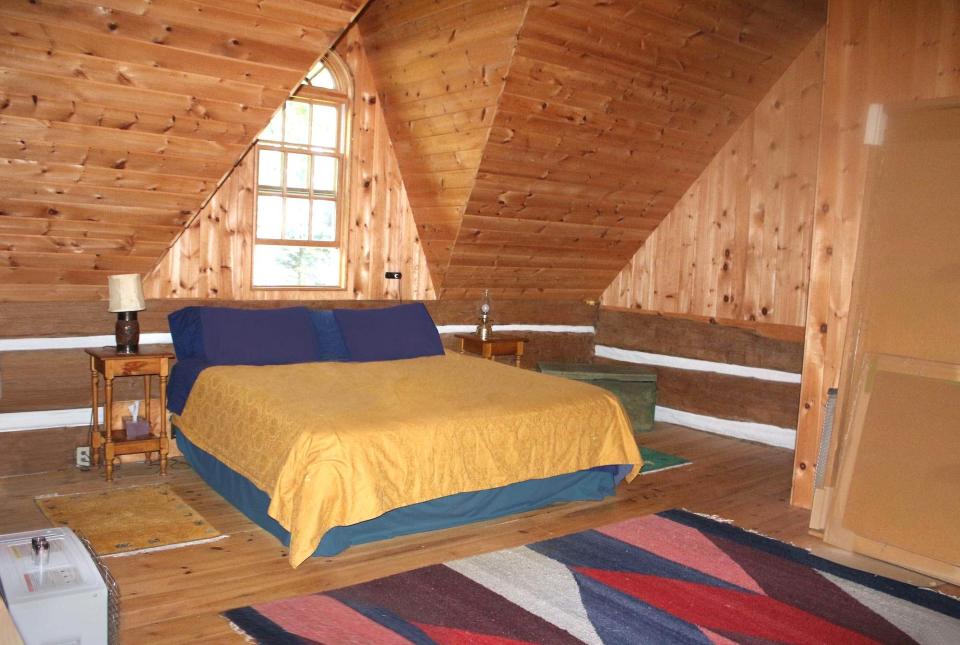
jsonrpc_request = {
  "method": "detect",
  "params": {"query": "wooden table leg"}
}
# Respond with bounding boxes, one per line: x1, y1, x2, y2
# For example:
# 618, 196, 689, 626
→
104, 376, 115, 482
159, 374, 169, 475
143, 375, 153, 464
90, 361, 101, 467
515, 341, 525, 368
458, 337, 465, 354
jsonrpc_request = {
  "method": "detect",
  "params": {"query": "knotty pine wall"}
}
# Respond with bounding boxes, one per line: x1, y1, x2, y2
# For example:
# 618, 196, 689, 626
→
792, 0, 960, 508
601, 29, 824, 328
143, 28, 435, 301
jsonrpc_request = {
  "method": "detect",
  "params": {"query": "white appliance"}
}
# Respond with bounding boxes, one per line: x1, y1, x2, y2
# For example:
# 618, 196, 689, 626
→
0, 528, 111, 645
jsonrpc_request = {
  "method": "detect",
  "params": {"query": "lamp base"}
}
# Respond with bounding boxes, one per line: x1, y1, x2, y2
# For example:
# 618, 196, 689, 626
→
115, 311, 140, 354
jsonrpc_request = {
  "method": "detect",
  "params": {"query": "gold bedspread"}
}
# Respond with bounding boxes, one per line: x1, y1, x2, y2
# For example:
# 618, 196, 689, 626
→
174, 351, 642, 567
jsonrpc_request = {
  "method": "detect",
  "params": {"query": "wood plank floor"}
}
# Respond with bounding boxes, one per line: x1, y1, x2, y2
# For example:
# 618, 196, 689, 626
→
0, 423, 949, 643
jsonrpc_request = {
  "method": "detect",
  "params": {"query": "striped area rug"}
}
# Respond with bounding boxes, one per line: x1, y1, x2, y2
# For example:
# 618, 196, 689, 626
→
224, 510, 960, 644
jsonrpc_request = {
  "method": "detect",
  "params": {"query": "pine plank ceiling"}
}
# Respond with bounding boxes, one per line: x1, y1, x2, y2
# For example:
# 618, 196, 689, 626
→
0, 0, 826, 301
360, 0, 827, 299
0, 0, 367, 299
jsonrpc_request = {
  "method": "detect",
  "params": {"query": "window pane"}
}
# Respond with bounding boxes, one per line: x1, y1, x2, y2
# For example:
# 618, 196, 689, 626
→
256, 195, 283, 239
311, 200, 337, 241
261, 109, 283, 141
284, 101, 310, 145
311, 104, 338, 150
286, 153, 310, 190
253, 245, 340, 287
285, 198, 309, 240
309, 65, 337, 90
258, 149, 282, 187
312, 156, 338, 194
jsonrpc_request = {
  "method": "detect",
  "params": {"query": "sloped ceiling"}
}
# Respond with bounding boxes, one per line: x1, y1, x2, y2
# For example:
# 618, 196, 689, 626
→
0, 0, 367, 299
358, 0, 529, 289
362, 0, 827, 298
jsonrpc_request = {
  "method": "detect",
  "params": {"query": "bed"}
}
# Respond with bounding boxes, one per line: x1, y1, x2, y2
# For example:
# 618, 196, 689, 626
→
167, 304, 643, 568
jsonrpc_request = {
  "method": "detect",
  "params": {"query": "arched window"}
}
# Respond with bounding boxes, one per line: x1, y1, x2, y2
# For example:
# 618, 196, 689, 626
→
252, 53, 351, 288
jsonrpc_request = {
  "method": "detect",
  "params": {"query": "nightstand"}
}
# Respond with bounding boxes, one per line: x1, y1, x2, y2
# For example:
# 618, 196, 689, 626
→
455, 333, 528, 367
85, 348, 174, 482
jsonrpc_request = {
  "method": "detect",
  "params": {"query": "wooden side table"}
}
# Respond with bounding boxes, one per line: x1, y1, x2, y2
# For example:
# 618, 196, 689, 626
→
85, 348, 174, 482
455, 333, 528, 367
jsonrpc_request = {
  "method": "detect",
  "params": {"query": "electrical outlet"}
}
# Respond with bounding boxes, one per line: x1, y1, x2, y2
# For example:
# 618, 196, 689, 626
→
75, 446, 91, 469
385, 271, 402, 280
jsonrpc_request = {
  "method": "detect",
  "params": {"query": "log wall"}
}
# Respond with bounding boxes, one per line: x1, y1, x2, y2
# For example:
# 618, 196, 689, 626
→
0, 298, 597, 475
595, 306, 804, 444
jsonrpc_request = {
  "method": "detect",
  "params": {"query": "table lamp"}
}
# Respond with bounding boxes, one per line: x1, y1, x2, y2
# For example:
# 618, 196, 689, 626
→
476, 289, 492, 340
108, 274, 145, 354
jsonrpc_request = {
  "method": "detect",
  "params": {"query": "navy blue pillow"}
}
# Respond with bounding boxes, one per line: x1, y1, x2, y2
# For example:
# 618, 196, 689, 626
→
333, 303, 444, 362
199, 307, 323, 366
308, 310, 350, 361
168, 307, 206, 361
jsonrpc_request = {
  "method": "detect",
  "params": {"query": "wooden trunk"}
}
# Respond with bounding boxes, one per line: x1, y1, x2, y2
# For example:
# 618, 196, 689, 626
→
537, 363, 657, 434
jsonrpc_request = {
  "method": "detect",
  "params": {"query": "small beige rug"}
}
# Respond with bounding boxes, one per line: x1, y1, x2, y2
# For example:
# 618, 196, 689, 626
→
36, 484, 224, 556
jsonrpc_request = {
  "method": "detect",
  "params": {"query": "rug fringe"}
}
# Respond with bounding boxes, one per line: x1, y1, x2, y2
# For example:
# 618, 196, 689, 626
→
35, 484, 153, 500
641, 462, 692, 476
103, 534, 229, 558
682, 508, 806, 545
225, 619, 258, 644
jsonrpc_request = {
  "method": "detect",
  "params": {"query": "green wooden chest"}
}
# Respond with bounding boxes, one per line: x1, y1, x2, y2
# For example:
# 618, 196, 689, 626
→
537, 362, 657, 433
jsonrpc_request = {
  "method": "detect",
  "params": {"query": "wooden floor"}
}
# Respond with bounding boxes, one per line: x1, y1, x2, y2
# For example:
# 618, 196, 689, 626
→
0, 423, 942, 643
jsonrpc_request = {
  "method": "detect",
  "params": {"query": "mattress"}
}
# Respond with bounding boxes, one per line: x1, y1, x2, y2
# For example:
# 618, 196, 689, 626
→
177, 429, 627, 557
174, 351, 642, 566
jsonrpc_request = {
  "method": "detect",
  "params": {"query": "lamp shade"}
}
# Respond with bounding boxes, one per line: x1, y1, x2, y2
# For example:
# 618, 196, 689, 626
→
107, 274, 146, 313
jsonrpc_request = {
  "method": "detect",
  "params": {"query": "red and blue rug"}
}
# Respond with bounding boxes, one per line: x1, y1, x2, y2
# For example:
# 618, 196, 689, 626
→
224, 510, 960, 644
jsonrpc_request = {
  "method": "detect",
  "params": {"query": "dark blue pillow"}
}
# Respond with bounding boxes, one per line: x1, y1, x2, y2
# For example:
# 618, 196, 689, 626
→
308, 310, 350, 361
199, 307, 322, 366
168, 307, 205, 361
333, 303, 444, 362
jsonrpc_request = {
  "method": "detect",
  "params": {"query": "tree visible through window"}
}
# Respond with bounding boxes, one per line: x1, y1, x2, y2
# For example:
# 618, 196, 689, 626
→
253, 55, 350, 288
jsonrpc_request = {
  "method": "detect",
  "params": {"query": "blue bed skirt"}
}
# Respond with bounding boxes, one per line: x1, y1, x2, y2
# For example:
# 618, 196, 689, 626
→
176, 428, 627, 557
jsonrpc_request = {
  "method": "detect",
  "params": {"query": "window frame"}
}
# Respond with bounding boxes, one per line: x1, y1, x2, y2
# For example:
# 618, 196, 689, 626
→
251, 55, 351, 291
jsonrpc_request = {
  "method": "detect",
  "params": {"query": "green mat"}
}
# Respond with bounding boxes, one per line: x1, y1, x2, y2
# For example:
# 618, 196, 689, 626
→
639, 446, 691, 475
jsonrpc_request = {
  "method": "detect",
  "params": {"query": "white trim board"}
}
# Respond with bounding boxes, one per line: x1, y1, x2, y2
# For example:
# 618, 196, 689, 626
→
0, 407, 102, 433
437, 324, 594, 334
0, 333, 173, 352
656, 406, 796, 449
594, 345, 801, 384
0, 325, 595, 353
